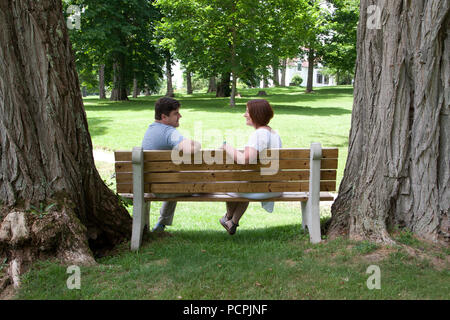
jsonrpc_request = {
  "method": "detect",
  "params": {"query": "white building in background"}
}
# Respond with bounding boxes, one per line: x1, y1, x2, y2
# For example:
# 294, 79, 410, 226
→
172, 61, 184, 89
284, 57, 336, 87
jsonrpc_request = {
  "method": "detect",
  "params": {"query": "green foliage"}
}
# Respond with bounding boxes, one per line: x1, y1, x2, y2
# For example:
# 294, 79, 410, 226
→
65, 0, 164, 97
394, 228, 422, 247
118, 195, 133, 209
182, 72, 209, 92
154, 0, 312, 92
321, 0, 359, 76
353, 241, 380, 254
290, 74, 303, 86
29, 202, 58, 219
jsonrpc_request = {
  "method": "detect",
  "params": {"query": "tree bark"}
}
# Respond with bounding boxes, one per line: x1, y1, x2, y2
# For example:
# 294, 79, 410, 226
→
132, 77, 139, 98
262, 75, 269, 88
99, 64, 106, 99
280, 59, 287, 87
207, 77, 216, 93
81, 86, 88, 97
110, 60, 128, 101
186, 71, 193, 94
272, 63, 280, 87
165, 53, 174, 97
329, 0, 450, 244
0, 0, 132, 288
230, 72, 237, 107
216, 72, 231, 97
306, 48, 314, 93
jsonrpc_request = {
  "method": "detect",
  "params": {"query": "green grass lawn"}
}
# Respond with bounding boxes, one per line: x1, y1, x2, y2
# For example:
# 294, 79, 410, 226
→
12, 86, 450, 300
85, 85, 353, 184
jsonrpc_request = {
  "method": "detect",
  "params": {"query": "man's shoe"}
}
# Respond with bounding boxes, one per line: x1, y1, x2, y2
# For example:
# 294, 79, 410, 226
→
152, 222, 166, 232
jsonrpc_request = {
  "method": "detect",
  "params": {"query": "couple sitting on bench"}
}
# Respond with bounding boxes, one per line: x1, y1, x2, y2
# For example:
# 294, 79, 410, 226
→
142, 97, 282, 235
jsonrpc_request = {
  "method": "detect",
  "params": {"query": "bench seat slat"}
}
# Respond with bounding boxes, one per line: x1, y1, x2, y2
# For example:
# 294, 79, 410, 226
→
115, 170, 336, 184
115, 159, 338, 172
116, 181, 336, 194
117, 192, 335, 202
114, 148, 338, 162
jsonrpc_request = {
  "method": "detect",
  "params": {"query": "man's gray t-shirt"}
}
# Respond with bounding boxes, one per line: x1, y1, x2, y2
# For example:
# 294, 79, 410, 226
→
142, 122, 184, 150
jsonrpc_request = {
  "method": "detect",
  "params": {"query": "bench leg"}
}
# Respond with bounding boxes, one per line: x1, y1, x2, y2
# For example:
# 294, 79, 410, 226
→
131, 199, 150, 251
143, 201, 150, 232
307, 142, 322, 244
308, 198, 321, 244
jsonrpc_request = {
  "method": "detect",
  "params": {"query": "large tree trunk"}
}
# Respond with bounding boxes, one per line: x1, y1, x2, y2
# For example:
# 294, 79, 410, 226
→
280, 59, 287, 87
306, 48, 314, 93
216, 72, 231, 97
230, 72, 237, 107
132, 77, 139, 98
207, 77, 216, 93
0, 0, 132, 288
99, 64, 106, 99
186, 70, 193, 94
165, 53, 174, 97
81, 86, 88, 97
110, 60, 128, 101
329, 0, 449, 244
262, 75, 269, 88
272, 63, 279, 87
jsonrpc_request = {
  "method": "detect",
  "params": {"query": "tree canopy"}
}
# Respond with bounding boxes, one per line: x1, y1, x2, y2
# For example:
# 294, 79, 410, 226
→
65, 0, 164, 99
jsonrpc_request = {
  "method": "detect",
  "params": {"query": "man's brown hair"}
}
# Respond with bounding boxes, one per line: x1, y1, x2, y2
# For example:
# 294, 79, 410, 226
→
155, 97, 180, 120
247, 99, 274, 127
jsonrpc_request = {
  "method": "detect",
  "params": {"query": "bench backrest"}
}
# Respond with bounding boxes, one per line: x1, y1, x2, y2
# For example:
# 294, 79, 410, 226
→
114, 148, 338, 195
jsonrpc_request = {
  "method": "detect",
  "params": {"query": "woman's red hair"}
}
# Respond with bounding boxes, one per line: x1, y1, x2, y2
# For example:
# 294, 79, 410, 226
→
247, 99, 274, 127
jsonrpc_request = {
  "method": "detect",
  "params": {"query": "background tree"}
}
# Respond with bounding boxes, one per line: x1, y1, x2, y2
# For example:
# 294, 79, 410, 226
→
156, 0, 280, 106
328, 0, 449, 244
321, 0, 359, 84
299, 0, 331, 93
259, 0, 306, 88
0, 0, 132, 288
67, 0, 163, 101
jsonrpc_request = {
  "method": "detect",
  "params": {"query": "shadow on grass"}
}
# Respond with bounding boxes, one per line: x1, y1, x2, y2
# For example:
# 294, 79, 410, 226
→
84, 100, 351, 117
311, 133, 350, 147
87, 117, 113, 137
83, 87, 353, 116
143, 223, 307, 246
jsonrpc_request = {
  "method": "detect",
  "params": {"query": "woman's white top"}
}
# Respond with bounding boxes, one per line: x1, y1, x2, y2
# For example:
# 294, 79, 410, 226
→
246, 128, 282, 152
228, 128, 283, 212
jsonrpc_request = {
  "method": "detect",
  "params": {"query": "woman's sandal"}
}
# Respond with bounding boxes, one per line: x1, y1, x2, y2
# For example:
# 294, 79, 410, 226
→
220, 216, 239, 235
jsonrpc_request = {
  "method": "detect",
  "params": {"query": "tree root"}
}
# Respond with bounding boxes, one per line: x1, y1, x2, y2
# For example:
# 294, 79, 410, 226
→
0, 207, 96, 290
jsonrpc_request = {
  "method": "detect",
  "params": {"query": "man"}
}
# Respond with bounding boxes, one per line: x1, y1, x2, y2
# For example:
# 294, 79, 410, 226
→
142, 97, 201, 232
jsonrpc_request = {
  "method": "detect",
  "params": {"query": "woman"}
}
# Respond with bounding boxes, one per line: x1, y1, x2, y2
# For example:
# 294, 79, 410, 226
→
220, 99, 282, 235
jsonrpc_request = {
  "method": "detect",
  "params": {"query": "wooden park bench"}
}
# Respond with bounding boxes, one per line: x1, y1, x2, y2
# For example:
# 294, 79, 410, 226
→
114, 143, 338, 250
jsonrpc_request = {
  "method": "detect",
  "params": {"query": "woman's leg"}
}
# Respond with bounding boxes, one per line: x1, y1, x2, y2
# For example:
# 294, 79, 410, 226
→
225, 202, 238, 220
228, 202, 249, 225
222, 201, 249, 235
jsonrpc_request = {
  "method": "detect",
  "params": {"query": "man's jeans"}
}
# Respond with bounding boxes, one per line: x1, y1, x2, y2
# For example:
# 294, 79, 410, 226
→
154, 193, 191, 225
